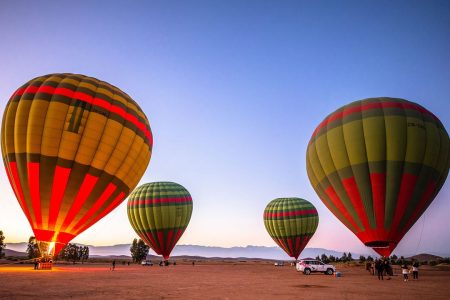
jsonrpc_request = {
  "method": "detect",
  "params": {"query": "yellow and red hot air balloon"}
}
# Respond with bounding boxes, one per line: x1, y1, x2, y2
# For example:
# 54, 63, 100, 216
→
1, 73, 152, 256
306, 97, 449, 256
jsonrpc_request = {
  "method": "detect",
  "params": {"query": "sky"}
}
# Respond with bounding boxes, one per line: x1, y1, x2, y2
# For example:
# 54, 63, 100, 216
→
0, 0, 449, 257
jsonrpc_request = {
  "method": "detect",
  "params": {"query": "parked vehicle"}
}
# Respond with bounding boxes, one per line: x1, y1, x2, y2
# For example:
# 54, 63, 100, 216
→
141, 260, 153, 266
296, 259, 335, 275
274, 261, 285, 267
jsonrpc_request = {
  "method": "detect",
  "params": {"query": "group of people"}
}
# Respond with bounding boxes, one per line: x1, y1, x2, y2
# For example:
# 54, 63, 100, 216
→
374, 259, 393, 280
401, 261, 420, 281
366, 258, 420, 282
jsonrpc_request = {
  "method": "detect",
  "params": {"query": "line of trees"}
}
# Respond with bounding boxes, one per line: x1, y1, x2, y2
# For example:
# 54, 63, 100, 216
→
26, 236, 89, 263
57, 244, 89, 264
27, 236, 40, 259
0, 230, 5, 259
315, 252, 354, 263
130, 238, 149, 263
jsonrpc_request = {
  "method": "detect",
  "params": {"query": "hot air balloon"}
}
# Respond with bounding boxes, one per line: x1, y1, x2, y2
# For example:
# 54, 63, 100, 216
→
306, 97, 449, 256
263, 198, 318, 260
1, 73, 152, 256
127, 182, 193, 260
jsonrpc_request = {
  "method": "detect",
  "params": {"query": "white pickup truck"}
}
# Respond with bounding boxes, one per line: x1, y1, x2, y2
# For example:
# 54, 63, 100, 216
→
296, 259, 335, 275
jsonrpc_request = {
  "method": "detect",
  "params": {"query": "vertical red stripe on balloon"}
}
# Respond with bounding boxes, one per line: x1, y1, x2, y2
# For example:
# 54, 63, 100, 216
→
165, 229, 175, 257
287, 238, 294, 257
157, 231, 165, 256
8, 162, 33, 225
27, 162, 42, 227
325, 186, 361, 232
60, 174, 99, 232
144, 232, 159, 253
294, 237, 301, 258
390, 173, 418, 231
370, 173, 386, 229
70, 183, 117, 233
341, 177, 370, 231
48, 166, 71, 230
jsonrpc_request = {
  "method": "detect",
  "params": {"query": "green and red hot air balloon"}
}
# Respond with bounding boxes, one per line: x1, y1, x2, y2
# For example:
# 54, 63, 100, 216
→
127, 182, 193, 260
264, 198, 319, 260
306, 97, 449, 256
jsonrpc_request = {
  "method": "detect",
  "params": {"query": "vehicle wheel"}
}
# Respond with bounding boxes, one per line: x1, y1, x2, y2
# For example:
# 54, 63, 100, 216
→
326, 268, 334, 275
304, 268, 311, 275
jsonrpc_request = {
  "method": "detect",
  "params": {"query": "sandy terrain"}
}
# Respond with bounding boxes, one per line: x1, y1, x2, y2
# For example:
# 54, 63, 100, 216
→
1, 262, 449, 299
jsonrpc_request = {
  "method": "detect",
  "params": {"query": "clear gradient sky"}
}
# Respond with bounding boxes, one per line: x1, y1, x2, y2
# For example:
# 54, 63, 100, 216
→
0, 0, 449, 257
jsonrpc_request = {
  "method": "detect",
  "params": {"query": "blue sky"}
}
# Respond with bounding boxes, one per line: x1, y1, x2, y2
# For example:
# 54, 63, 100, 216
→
0, 0, 449, 257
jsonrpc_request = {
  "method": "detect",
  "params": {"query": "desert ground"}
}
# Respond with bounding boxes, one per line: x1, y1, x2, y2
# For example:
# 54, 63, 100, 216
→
1, 261, 449, 299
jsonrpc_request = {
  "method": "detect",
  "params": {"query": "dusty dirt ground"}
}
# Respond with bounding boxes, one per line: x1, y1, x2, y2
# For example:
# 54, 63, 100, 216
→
1, 262, 449, 299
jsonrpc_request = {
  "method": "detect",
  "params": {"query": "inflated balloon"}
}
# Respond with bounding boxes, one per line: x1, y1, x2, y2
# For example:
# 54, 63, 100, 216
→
306, 97, 449, 256
127, 182, 193, 260
1, 74, 152, 255
264, 198, 318, 259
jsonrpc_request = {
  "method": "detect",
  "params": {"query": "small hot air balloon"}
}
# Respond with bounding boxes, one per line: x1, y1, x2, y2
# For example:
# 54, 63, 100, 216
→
263, 198, 319, 260
306, 97, 449, 256
127, 182, 193, 260
1, 73, 152, 256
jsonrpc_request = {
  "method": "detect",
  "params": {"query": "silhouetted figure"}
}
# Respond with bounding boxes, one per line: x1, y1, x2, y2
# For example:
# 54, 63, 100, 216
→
173, 261, 177, 266
192, 261, 195, 266
128, 261, 130, 266
34, 259, 39, 270
375, 259, 384, 280
412, 261, 419, 279
112, 260, 116, 271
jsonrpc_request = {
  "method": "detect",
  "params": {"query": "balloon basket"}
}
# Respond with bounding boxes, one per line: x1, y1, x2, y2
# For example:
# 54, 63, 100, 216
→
39, 262, 53, 270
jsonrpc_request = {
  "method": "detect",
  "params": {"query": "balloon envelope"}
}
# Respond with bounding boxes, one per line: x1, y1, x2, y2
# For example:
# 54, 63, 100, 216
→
127, 182, 193, 260
1, 73, 152, 255
306, 97, 449, 256
263, 198, 319, 260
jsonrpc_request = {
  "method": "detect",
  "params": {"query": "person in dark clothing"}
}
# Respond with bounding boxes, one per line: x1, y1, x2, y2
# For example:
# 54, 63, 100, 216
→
112, 260, 116, 271
375, 259, 384, 280
34, 259, 39, 270
412, 261, 419, 279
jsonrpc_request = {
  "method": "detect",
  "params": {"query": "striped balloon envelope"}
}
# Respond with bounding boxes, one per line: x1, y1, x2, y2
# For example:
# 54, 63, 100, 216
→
127, 182, 193, 260
263, 198, 319, 260
306, 97, 449, 256
1, 73, 152, 255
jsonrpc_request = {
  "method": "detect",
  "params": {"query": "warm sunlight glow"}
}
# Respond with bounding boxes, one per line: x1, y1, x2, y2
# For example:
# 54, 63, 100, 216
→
47, 242, 55, 255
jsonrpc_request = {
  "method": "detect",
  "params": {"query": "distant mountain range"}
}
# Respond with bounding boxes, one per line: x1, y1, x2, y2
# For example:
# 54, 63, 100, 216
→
5, 243, 448, 260
5, 242, 359, 259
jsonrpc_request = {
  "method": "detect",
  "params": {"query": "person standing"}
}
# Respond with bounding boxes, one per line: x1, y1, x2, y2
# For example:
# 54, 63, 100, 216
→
401, 263, 409, 282
112, 260, 116, 271
375, 259, 384, 280
412, 261, 419, 280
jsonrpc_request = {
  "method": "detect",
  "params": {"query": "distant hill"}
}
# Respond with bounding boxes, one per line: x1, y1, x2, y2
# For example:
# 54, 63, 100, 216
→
5, 242, 359, 259
4, 248, 27, 257
409, 253, 443, 262
6, 242, 448, 260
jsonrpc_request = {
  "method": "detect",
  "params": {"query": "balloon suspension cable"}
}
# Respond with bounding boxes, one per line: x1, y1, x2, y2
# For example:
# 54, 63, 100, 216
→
415, 210, 426, 255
